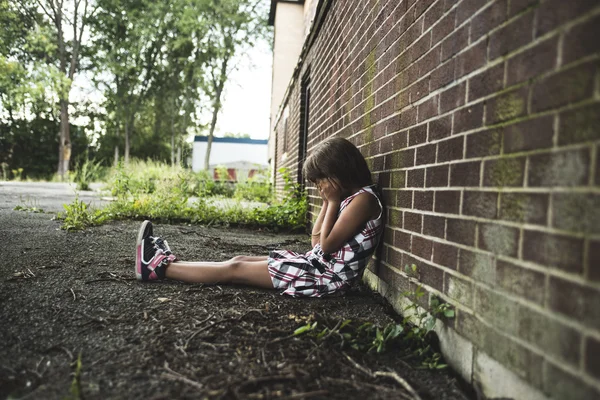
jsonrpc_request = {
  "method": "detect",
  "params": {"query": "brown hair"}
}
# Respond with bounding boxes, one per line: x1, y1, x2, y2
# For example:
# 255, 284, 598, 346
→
302, 137, 372, 190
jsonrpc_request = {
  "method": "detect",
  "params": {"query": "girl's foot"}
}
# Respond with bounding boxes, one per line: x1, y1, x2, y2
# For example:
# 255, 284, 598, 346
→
135, 220, 176, 281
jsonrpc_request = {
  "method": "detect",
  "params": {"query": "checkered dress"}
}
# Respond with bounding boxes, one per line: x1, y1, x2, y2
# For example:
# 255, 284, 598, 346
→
268, 185, 383, 297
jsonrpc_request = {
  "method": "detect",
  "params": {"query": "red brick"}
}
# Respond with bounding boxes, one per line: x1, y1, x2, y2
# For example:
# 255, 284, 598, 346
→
518, 307, 582, 367
385, 148, 414, 169
508, 0, 538, 17
437, 136, 464, 162
486, 87, 528, 125
499, 192, 548, 225
454, 102, 484, 133
549, 276, 600, 330
455, 40, 487, 79
417, 96, 439, 122
428, 115, 452, 140
407, 168, 425, 187
426, 165, 449, 187
563, 14, 600, 65
468, 63, 504, 101
559, 103, 600, 146
470, 0, 507, 41
489, 11, 534, 60
496, 260, 545, 304
456, 0, 489, 26
450, 161, 481, 187
545, 362, 600, 400
417, 0, 439, 19
408, 31, 432, 64
441, 25, 469, 61
417, 45, 442, 77
409, 78, 430, 103
399, 107, 418, 129
404, 211, 423, 232
589, 240, 600, 282
531, 62, 596, 113
527, 148, 590, 187
524, 231, 584, 273
412, 235, 433, 259
394, 230, 412, 251
420, 262, 444, 291
434, 242, 458, 269
414, 190, 434, 211
440, 83, 466, 114
503, 116, 554, 154
483, 156, 525, 187
447, 218, 476, 246
416, 143, 437, 165
409, 124, 427, 146
466, 129, 502, 158
435, 190, 461, 214
432, 8, 456, 45
424, 214, 446, 238
478, 222, 519, 257
463, 191, 498, 219
536, 0, 599, 37
586, 335, 600, 380
431, 59, 455, 91
460, 248, 494, 284
552, 193, 600, 235
397, 190, 413, 208
506, 37, 558, 86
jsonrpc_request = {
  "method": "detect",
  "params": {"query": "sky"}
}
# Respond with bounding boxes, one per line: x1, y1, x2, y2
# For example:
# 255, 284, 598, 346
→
216, 40, 273, 140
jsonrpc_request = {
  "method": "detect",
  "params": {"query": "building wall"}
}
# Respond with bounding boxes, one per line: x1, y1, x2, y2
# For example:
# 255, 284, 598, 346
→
271, 0, 600, 398
192, 138, 268, 172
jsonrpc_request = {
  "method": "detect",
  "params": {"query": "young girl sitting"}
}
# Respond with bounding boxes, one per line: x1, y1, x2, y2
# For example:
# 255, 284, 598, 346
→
135, 137, 383, 297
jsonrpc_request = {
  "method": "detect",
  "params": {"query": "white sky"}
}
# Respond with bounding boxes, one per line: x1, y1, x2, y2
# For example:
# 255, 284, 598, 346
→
216, 40, 273, 140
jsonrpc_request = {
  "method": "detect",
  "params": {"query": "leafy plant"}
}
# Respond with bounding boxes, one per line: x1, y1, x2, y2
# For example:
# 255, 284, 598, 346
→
74, 156, 104, 191
59, 197, 107, 231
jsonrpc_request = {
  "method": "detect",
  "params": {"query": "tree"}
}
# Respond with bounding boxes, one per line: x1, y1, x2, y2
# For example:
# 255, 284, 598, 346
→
201, 0, 270, 171
34, 0, 99, 179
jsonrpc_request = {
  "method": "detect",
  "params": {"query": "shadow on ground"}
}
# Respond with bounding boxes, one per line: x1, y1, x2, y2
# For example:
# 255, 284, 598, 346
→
0, 211, 473, 399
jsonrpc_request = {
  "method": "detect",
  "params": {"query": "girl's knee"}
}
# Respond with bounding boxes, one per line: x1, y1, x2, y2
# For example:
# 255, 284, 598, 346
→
230, 255, 246, 263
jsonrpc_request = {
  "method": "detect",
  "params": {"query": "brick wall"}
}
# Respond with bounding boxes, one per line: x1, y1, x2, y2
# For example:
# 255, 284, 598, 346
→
271, 0, 600, 397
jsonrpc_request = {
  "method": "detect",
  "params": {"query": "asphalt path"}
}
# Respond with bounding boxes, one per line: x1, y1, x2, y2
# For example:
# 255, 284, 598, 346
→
0, 181, 108, 213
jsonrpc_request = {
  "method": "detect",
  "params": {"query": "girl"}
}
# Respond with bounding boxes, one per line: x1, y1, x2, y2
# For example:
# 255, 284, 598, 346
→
135, 137, 383, 297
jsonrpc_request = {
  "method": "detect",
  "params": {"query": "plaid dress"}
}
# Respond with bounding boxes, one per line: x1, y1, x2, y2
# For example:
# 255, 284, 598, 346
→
268, 185, 383, 297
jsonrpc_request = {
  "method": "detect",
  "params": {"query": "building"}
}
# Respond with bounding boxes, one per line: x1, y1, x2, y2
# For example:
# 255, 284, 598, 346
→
268, 1, 600, 399
192, 136, 268, 180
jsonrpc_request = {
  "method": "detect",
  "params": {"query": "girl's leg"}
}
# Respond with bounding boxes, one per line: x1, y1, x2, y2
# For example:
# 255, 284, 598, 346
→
165, 259, 273, 289
179, 255, 269, 266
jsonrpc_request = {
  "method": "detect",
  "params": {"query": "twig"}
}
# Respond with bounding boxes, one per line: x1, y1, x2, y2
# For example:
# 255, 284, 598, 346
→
281, 390, 329, 399
84, 278, 131, 285
162, 362, 204, 390
70, 288, 76, 301
343, 352, 422, 400
184, 317, 225, 349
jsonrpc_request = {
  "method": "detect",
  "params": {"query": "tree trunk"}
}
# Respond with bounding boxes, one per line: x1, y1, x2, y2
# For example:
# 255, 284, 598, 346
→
114, 145, 119, 167
204, 95, 221, 171
57, 99, 71, 179
177, 144, 182, 166
124, 117, 131, 164
170, 114, 175, 167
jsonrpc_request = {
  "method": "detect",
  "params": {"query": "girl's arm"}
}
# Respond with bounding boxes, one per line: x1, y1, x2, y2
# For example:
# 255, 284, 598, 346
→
319, 185, 380, 254
311, 200, 328, 247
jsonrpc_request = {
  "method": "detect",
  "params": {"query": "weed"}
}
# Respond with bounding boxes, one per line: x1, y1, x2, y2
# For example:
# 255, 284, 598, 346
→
59, 197, 107, 231
64, 352, 82, 400
14, 205, 45, 213
74, 156, 104, 191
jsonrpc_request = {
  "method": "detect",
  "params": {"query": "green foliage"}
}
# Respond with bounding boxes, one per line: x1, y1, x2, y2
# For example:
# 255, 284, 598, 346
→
59, 165, 307, 231
74, 156, 105, 191
291, 317, 404, 354
59, 197, 107, 231
64, 352, 82, 400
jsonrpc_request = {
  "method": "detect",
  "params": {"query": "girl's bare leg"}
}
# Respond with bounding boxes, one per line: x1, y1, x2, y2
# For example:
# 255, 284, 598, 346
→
165, 258, 273, 288
178, 256, 269, 266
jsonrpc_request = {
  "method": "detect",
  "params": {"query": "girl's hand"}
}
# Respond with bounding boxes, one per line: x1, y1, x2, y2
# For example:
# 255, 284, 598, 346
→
318, 179, 343, 203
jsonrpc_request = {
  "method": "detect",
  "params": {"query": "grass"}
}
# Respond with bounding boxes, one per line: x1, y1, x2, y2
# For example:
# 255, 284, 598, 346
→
57, 161, 307, 232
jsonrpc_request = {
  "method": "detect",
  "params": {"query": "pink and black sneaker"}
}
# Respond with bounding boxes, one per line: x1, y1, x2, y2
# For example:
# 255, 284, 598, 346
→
135, 220, 176, 281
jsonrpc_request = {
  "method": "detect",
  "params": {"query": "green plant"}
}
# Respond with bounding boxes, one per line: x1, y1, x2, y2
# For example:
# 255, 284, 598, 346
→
74, 156, 104, 191
59, 197, 108, 231
14, 204, 45, 213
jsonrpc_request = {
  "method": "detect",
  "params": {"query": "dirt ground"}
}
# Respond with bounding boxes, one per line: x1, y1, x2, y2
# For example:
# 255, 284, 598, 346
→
0, 208, 474, 399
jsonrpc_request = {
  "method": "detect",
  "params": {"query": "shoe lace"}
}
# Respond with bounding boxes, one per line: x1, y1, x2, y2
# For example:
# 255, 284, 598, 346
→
152, 237, 172, 254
